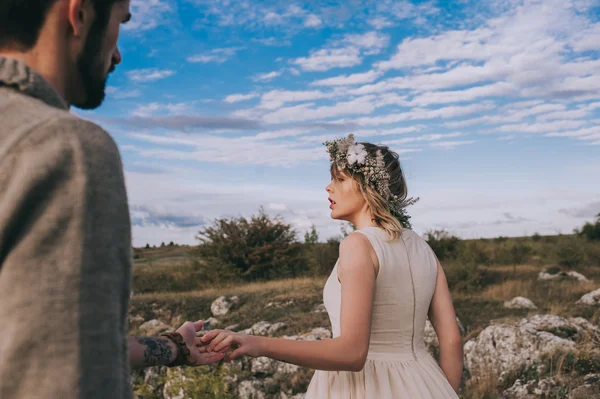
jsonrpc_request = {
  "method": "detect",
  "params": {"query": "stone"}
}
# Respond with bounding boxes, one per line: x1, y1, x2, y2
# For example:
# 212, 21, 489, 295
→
225, 324, 239, 331
423, 317, 464, 355
576, 288, 600, 306
238, 379, 266, 399
268, 322, 287, 335
312, 303, 327, 313
250, 321, 272, 336
502, 377, 556, 398
280, 393, 305, 399
211, 296, 238, 317
204, 317, 220, 329
504, 297, 538, 310
464, 314, 599, 379
138, 319, 172, 336
538, 270, 590, 282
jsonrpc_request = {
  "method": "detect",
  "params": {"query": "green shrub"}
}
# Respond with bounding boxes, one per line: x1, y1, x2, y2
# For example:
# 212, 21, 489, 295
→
556, 238, 585, 269
577, 214, 600, 241
305, 239, 340, 277
425, 230, 462, 261
196, 208, 307, 281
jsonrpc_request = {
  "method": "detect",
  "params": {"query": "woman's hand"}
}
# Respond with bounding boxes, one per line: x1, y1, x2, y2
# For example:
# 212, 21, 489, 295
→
175, 320, 225, 366
199, 330, 263, 361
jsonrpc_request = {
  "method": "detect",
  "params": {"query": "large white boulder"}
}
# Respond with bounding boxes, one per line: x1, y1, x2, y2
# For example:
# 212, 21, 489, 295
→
464, 315, 599, 379
210, 296, 240, 317
504, 297, 538, 310
576, 288, 600, 306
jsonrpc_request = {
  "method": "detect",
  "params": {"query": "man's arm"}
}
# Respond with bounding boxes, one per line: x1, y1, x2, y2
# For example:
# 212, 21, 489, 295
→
128, 320, 225, 369
128, 336, 177, 369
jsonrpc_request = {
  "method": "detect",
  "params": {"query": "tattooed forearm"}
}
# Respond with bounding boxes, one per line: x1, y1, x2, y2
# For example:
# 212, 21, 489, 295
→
135, 337, 174, 367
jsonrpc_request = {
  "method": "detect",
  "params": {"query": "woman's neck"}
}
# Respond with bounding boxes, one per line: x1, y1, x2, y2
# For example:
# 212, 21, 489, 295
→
347, 210, 377, 230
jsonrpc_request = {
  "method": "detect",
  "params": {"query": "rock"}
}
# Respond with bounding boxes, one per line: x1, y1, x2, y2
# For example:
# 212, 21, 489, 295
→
163, 368, 189, 399
538, 270, 590, 282
138, 319, 172, 336
576, 288, 600, 306
225, 324, 239, 331
312, 304, 327, 313
249, 321, 272, 336
464, 314, 599, 379
241, 321, 288, 336
266, 299, 295, 308
204, 317, 220, 329
238, 379, 266, 399
423, 317, 465, 355
249, 356, 301, 375
504, 297, 538, 310
268, 322, 287, 335
280, 393, 305, 399
569, 374, 600, 399
283, 327, 332, 341
502, 377, 556, 398
251, 357, 273, 374
211, 296, 239, 317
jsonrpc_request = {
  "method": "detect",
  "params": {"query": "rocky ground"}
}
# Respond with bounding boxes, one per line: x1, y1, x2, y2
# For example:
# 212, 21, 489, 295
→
129, 266, 600, 399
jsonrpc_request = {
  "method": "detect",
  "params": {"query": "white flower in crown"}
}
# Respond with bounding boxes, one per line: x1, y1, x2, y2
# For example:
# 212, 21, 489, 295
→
347, 143, 367, 166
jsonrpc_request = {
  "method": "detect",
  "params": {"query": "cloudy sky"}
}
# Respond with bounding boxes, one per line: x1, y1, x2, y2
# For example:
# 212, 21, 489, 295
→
83, 0, 600, 247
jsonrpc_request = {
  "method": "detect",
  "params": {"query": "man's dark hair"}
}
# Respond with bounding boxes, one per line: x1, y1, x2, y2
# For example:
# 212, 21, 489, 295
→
0, 0, 121, 51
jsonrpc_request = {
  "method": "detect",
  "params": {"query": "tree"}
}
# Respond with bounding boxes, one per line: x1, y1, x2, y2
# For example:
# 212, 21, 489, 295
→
196, 208, 306, 281
304, 225, 319, 244
169, 241, 175, 247
145, 243, 150, 249
160, 242, 165, 248
577, 213, 600, 241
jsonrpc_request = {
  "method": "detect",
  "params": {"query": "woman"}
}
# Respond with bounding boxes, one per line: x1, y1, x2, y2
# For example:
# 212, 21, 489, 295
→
201, 134, 463, 398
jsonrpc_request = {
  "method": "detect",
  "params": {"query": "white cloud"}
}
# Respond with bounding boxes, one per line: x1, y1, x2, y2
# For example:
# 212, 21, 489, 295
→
536, 109, 590, 121
304, 14, 322, 28
107, 87, 143, 99
311, 70, 384, 86
224, 93, 260, 103
431, 140, 475, 148
292, 47, 362, 72
262, 96, 376, 124
368, 17, 394, 30
125, 0, 171, 32
496, 120, 586, 134
252, 71, 282, 82
410, 82, 518, 106
352, 103, 495, 126
342, 31, 390, 55
131, 102, 191, 118
126, 68, 175, 82
187, 47, 244, 64
126, 133, 325, 167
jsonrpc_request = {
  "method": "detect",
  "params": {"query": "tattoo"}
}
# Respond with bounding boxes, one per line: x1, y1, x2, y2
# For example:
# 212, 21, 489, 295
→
135, 337, 173, 367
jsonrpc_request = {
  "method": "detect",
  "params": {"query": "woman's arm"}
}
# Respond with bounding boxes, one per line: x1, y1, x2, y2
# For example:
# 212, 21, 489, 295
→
428, 261, 463, 392
203, 233, 377, 372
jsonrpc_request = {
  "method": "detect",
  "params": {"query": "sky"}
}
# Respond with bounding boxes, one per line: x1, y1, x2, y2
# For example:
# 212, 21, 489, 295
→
82, 0, 600, 247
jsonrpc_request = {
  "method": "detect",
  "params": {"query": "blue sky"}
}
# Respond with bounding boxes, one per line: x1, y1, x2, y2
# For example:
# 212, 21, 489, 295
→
82, 0, 600, 247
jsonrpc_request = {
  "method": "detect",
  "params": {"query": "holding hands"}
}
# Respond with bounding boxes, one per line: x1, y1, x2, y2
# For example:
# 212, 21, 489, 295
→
199, 330, 263, 362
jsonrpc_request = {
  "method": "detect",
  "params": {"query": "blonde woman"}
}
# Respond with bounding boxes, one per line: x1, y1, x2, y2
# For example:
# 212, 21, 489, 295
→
201, 134, 463, 398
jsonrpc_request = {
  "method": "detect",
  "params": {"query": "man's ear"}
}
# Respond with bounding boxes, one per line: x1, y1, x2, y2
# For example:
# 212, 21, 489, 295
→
67, 0, 94, 38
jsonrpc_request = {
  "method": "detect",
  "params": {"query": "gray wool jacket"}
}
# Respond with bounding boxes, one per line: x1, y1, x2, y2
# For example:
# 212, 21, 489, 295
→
0, 56, 132, 399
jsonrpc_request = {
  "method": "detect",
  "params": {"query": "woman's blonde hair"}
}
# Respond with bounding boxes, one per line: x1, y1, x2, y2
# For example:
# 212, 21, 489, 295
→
330, 142, 409, 240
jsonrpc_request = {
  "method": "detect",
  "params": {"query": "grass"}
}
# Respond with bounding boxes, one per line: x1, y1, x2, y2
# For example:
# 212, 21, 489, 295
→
129, 236, 600, 398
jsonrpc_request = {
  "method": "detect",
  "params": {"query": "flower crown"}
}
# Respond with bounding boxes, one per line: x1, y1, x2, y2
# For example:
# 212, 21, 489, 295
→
324, 134, 409, 214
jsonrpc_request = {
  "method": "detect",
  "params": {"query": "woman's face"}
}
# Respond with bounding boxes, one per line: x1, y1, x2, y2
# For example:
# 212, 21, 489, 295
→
325, 170, 367, 221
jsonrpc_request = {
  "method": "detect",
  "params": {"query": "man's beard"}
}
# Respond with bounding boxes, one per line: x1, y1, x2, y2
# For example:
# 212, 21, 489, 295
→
74, 18, 114, 110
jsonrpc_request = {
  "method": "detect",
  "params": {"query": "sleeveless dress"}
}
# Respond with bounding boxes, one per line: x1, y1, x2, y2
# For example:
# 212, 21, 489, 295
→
305, 227, 459, 399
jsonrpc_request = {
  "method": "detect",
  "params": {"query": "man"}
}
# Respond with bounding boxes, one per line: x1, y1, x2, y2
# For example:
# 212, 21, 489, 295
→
0, 1, 225, 398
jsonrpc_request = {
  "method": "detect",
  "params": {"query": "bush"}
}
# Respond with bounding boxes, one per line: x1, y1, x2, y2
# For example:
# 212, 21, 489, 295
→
556, 238, 585, 269
577, 214, 600, 241
458, 241, 490, 266
425, 230, 461, 261
196, 208, 307, 281
305, 239, 340, 277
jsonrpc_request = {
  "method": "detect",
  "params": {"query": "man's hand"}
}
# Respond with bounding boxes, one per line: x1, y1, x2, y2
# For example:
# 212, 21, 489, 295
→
176, 320, 226, 366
